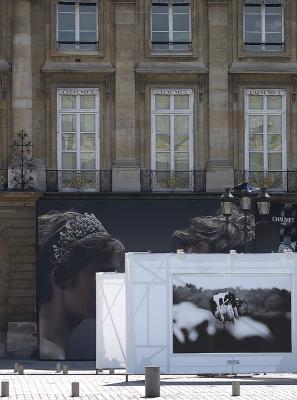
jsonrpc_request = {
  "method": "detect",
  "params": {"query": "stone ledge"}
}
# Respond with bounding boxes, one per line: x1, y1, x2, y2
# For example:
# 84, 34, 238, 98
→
229, 62, 297, 74
41, 62, 116, 74
135, 62, 208, 74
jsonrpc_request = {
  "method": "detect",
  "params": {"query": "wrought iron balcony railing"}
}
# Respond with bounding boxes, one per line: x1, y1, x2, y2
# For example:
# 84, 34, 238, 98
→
234, 170, 297, 193
46, 170, 112, 192
140, 170, 205, 192
0, 170, 8, 191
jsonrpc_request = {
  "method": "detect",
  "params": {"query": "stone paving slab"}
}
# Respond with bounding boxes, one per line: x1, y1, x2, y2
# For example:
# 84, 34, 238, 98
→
0, 362, 296, 399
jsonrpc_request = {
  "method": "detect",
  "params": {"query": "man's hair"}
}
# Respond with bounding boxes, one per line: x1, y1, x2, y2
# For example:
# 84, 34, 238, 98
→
38, 211, 125, 305
171, 206, 255, 253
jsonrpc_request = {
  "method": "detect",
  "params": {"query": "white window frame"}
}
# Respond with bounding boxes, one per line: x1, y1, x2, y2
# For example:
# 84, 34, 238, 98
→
57, 88, 100, 191
243, 1, 284, 51
150, 0, 192, 52
151, 88, 194, 191
244, 88, 287, 190
57, 0, 98, 51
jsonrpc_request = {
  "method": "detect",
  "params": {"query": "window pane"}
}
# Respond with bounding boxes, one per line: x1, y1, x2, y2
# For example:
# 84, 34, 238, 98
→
175, 134, 189, 151
245, 5, 261, 14
62, 133, 76, 151
173, 5, 189, 14
81, 134, 95, 151
174, 115, 189, 134
156, 134, 170, 151
156, 115, 170, 133
80, 31, 97, 43
249, 95, 263, 110
80, 13, 96, 31
81, 152, 95, 169
267, 115, 282, 133
152, 43, 169, 51
268, 153, 282, 170
152, 5, 168, 14
152, 31, 169, 43
245, 32, 261, 44
265, 14, 282, 33
152, 14, 169, 31
62, 114, 76, 132
62, 152, 76, 169
80, 95, 96, 109
58, 3, 75, 13
174, 95, 189, 109
249, 152, 263, 171
58, 31, 75, 43
175, 152, 189, 171
80, 4, 97, 13
156, 153, 170, 170
266, 32, 282, 44
268, 134, 282, 151
155, 95, 170, 109
249, 134, 263, 151
245, 13, 261, 32
58, 13, 75, 30
61, 95, 76, 109
267, 96, 282, 110
173, 31, 190, 43
249, 115, 263, 134
80, 114, 95, 132
173, 14, 189, 31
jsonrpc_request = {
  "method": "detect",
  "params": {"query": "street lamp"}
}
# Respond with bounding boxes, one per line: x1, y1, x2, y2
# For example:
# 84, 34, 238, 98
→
220, 187, 234, 219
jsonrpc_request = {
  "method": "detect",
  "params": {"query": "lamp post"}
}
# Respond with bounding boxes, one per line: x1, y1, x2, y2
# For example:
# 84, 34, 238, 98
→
221, 184, 271, 253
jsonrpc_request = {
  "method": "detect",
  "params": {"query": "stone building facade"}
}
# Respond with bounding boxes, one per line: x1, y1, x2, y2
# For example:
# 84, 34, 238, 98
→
0, 0, 297, 358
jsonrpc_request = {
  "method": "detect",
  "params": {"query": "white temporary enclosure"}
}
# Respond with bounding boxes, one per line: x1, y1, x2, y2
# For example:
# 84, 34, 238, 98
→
96, 253, 297, 374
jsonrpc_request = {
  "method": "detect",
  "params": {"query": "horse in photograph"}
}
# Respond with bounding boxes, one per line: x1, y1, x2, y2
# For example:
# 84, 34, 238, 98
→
210, 292, 243, 327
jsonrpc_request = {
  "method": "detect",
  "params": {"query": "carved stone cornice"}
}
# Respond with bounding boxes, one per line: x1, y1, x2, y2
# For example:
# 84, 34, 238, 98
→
0, 74, 8, 99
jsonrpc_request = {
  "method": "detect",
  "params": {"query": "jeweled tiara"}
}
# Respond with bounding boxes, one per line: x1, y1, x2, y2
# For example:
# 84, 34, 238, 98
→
53, 213, 107, 263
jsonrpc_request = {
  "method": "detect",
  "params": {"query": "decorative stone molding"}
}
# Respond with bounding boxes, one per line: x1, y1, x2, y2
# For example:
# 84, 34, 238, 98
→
105, 76, 113, 100
198, 75, 205, 101
292, 76, 297, 102
138, 76, 146, 101
0, 73, 8, 99
232, 74, 239, 102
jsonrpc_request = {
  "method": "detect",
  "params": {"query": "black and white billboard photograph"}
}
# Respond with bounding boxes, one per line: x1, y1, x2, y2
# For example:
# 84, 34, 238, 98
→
173, 273, 292, 354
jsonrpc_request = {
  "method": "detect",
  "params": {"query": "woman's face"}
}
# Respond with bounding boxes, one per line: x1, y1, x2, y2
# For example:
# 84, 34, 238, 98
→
62, 260, 111, 322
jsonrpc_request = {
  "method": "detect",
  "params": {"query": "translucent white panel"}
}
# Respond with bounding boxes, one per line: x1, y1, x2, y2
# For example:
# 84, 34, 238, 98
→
61, 95, 76, 109
62, 114, 76, 132
80, 114, 95, 132
81, 134, 95, 151
80, 95, 96, 109
156, 134, 170, 151
174, 115, 189, 134
62, 133, 76, 151
174, 134, 189, 151
249, 95, 263, 110
155, 95, 170, 110
174, 95, 189, 110
81, 152, 95, 169
267, 96, 282, 110
249, 134, 263, 152
249, 152, 263, 171
156, 153, 170, 170
268, 134, 282, 152
249, 115, 263, 134
62, 152, 76, 169
175, 152, 189, 171
133, 285, 148, 345
268, 153, 282, 170
268, 115, 282, 133
156, 115, 170, 134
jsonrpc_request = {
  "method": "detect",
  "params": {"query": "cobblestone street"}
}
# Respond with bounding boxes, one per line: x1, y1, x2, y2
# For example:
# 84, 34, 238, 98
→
0, 362, 296, 399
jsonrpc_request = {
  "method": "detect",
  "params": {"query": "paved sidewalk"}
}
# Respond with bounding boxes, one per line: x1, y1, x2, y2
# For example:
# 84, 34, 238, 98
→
0, 361, 296, 399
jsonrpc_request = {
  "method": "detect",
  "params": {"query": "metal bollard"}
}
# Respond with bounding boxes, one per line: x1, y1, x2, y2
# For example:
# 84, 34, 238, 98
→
18, 365, 24, 375
56, 363, 62, 373
71, 382, 79, 397
232, 381, 240, 396
14, 363, 19, 373
145, 366, 160, 398
1, 381, 9, 397
62, 365, 68, 375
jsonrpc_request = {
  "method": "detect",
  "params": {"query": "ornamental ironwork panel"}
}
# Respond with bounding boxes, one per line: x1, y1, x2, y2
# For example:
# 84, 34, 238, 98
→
0, 170, 8, 191
234, 171, 287, 192
45, 170, 112, 192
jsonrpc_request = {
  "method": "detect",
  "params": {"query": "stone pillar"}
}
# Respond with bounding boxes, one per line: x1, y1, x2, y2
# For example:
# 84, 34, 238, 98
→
206, 0, 234, 191
112, 1, 140, 192
12, 0, 32, 140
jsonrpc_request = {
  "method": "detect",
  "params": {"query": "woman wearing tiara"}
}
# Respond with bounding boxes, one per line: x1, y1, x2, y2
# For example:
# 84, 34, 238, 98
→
38, 211, 125, 360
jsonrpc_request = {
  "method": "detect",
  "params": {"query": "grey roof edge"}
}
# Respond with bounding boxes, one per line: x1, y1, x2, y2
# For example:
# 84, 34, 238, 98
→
229, 62, 297, 74
135, 62, 209, 74
41, 62, 116, 73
